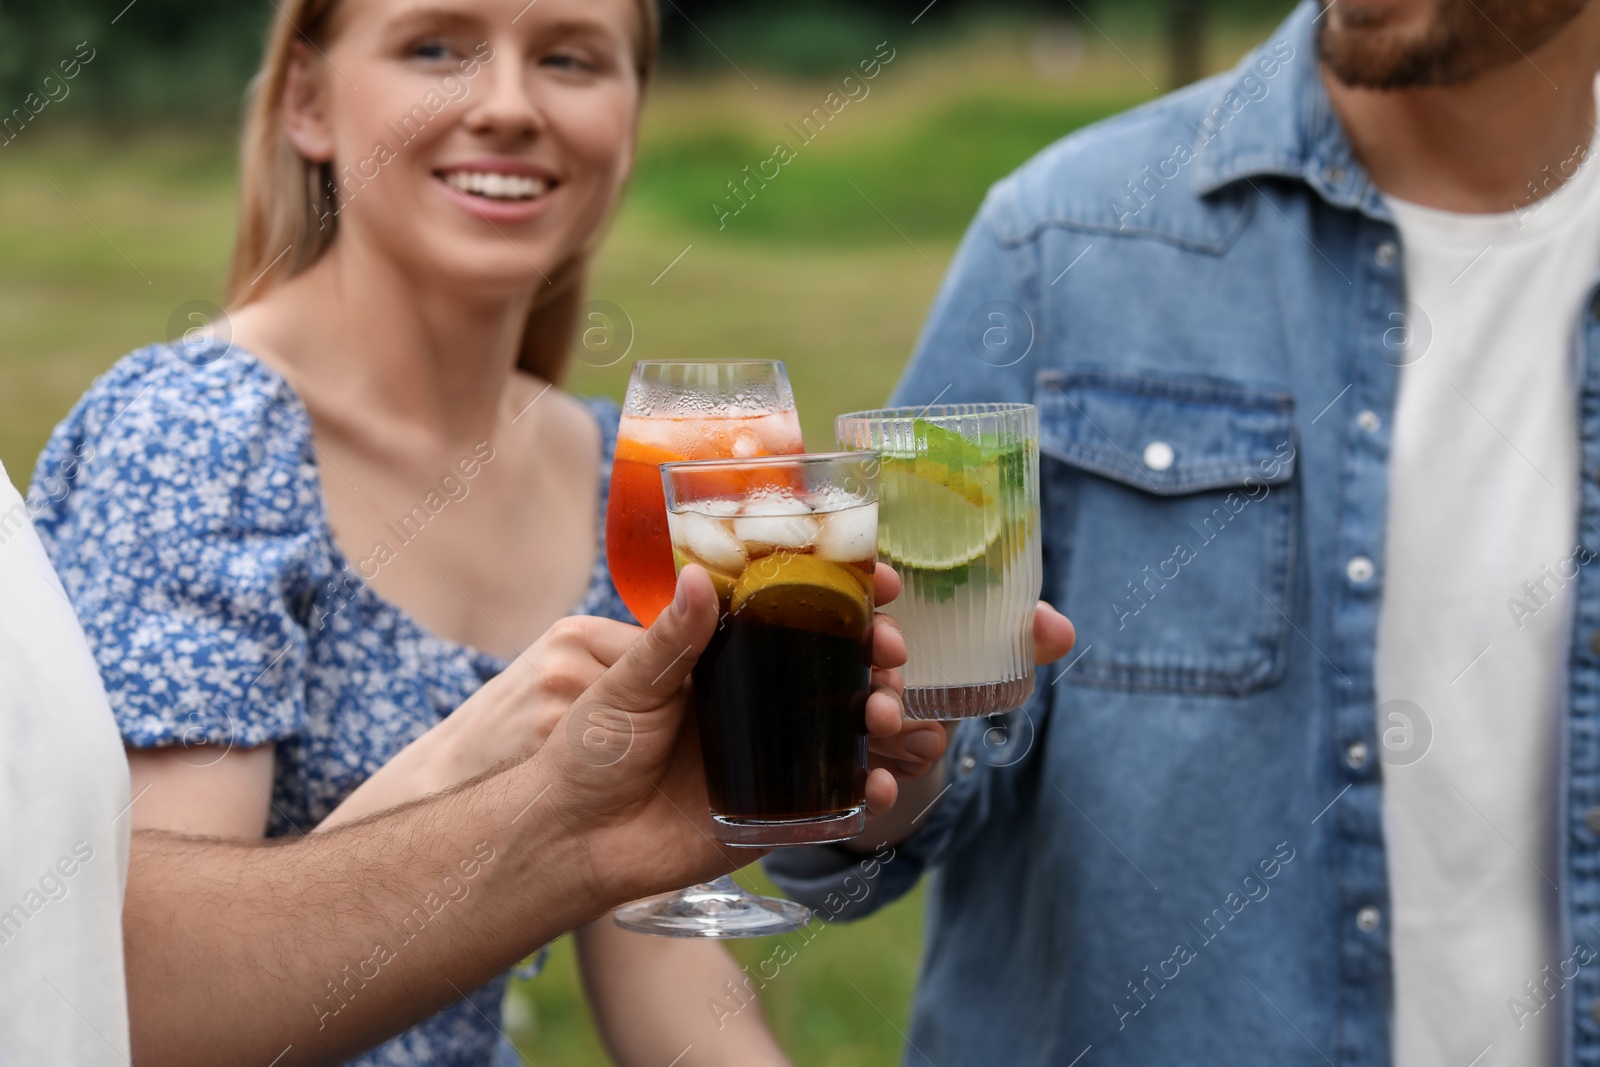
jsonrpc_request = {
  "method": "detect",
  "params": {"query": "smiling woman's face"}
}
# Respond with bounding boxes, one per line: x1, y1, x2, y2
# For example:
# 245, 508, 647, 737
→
285, 0, 643, 296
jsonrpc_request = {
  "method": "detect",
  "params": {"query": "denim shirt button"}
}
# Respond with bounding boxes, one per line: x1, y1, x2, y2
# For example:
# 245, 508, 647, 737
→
1346, 556, 1376, 584
1590, 629, 1600, 657
1586, 806, 1600, 836
958, 753, 978, 775
1356, 906, 1381, 933
1143, 441, 1175, 472
1323, 165, 1347, 186
1357, 410, 1380, 433
1591, 997, 1600, 1025
1375, 241, 1399, 268
1346, 741, 1370, 770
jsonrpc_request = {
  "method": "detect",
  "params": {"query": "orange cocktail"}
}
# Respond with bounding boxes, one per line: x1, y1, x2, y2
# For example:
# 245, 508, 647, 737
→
605, 362, 803, 625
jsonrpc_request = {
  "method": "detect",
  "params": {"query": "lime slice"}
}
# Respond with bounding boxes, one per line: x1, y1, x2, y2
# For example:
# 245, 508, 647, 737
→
879, 458, 1002, 571
898, 420, 984, 467
882, 422, 984, 505
731, 551, 872, 640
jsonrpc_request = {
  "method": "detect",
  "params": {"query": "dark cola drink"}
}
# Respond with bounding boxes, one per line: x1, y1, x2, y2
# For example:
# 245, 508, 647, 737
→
667, 487, 878, 847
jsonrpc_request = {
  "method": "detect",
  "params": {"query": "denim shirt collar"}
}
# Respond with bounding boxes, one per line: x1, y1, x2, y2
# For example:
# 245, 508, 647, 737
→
1188, 0, 1393, 224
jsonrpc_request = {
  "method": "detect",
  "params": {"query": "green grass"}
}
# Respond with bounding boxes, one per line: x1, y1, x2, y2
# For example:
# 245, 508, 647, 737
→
0, 131, 239, 479
0, 21, 1276, 1064
630, 93, 1142, 244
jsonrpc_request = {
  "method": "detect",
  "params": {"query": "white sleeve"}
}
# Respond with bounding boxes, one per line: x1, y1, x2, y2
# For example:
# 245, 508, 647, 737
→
0, 462, 131, 1066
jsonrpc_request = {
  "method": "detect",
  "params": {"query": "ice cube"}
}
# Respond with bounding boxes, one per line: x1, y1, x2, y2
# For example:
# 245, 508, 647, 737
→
674, 510, 747, 574
731, 429, 761, 458
738, 496, 807, 517
618, 415, 681, 453
751, 411, 804, 455
733, 499, 819, 553
811, 485, 853, 512
735, 515, 819, 552
816, 502, 878, 562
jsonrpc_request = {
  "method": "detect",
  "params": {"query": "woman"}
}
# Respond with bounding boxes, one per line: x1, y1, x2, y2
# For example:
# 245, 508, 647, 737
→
28, 0, 942, 1063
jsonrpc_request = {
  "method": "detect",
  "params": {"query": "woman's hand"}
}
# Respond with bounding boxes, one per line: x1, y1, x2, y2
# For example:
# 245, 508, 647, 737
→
318, 614, 643, 830
421, 615, 644, 792
538, 564, 738, 896
323, 566, 919, 833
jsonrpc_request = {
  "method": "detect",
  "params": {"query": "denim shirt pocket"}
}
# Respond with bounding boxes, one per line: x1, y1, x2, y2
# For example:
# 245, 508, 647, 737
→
1036, 368, 1298, 696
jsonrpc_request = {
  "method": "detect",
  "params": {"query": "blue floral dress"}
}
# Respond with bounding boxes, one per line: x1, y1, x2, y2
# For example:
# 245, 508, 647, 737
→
30, 341, 631, 1067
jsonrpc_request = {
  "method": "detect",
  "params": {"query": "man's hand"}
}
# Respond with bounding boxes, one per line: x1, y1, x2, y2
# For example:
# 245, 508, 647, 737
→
863, 563, 911, 811
540, 563, 913, 906
124, 563, 916, 1067
316, 614, 641, 830
868, 599, 1076, 779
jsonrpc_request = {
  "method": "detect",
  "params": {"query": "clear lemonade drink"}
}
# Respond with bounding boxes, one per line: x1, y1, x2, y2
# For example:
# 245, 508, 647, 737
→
837, 404, 1041, 719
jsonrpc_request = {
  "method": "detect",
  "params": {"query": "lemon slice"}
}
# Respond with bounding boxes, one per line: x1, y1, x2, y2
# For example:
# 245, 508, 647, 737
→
731, 551, 872, 640
675, 547, 738, 605
878, 459, 1002, 571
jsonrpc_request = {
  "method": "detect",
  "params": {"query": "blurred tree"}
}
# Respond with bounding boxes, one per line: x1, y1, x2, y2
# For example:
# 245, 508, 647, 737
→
0, 0, 1290, 125
1166, 0, 1208, 87
0, 0, 267, 128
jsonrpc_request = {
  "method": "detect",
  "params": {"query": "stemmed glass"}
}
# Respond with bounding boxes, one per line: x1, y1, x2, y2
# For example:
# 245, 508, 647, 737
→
605, 362, 803, 627
604, 361, 812, 937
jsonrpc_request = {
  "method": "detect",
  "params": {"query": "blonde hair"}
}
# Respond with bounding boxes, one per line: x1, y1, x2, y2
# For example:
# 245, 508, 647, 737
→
224, 0, 660, 384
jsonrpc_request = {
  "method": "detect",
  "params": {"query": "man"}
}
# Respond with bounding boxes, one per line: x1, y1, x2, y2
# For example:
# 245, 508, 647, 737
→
770, 0, 1600, 1063
0, 455, 896, 1067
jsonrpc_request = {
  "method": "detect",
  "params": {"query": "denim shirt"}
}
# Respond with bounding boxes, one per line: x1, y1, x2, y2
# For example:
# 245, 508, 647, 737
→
765, 4, 1600, 1064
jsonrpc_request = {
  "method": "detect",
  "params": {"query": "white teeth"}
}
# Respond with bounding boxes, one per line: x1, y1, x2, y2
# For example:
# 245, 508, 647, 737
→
442, 170, 549, 200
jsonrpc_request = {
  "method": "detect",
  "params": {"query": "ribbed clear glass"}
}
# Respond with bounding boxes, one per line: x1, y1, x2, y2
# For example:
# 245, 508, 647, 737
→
837, 403, 1042, 719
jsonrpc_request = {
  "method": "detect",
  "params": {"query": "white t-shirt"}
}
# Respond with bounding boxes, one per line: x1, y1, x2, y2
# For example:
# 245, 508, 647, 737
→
0, 462, 131, 1065
1377, 108, 1600, 1066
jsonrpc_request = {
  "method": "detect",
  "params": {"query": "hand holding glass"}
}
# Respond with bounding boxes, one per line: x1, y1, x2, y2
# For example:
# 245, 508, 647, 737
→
613, 452, 879, 937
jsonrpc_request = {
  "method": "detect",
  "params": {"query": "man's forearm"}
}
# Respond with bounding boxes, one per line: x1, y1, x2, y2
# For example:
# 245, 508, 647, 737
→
123, 567, 745, 1065
125, 758, 592, 1067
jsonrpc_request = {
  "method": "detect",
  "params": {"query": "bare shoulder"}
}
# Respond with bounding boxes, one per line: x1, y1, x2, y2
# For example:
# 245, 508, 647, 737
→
226, 290, 301, 361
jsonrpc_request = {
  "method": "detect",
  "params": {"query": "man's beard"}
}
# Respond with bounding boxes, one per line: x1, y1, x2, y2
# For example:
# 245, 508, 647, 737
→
1318, 0, 1589, 89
